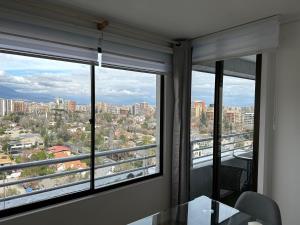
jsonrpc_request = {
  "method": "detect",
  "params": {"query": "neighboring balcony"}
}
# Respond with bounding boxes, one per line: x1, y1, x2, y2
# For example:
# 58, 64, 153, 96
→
190, 132, 254, 200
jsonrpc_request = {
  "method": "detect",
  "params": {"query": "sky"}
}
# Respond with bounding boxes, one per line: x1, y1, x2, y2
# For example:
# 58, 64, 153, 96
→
0, 53, 255, 106
0, 53, 156, 105
192, 71, 255, 106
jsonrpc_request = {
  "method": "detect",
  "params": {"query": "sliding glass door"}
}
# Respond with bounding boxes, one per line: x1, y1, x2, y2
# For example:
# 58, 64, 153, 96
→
220, 56, 257, 205
190, 55, 261, 206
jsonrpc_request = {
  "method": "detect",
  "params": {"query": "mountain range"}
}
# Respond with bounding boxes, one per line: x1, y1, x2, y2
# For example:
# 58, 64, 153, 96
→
0, 85, 54, 102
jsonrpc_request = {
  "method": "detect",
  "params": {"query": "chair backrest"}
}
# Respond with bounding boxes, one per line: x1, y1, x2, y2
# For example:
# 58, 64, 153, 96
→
235, 191, 282, 225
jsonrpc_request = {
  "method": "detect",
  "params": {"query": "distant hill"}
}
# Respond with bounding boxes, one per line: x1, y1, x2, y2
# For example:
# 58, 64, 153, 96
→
0, 85, 54, 102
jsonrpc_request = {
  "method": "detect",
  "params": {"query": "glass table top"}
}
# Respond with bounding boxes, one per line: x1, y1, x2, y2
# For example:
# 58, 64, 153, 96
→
128, 196, 269, 225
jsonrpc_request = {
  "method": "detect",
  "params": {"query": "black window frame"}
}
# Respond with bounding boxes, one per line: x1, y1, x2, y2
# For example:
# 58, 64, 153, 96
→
189, 54, 262, 201
0, 49, 164, 218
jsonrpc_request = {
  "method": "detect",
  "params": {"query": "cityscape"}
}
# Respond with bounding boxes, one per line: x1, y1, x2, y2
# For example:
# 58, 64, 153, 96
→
0, 96, 158, 202
190, 99, 254, 161
0, 96, 255, 203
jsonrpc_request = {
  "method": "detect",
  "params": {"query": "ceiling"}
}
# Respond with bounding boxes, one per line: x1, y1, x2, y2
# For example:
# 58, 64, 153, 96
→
50, 0, 300, 39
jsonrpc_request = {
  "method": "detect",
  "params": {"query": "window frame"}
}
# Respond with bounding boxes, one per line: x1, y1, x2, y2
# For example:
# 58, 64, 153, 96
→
0, 49, 164, 218
189, 54, 262, 201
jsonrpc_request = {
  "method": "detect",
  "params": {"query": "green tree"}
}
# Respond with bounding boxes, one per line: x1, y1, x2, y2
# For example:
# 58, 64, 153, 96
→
120, 134, 127, 144
141, 122, 148, 129
21, 151, 55, 177
200, 112, 207, 127
103, 112, 113, 123
30, 150, 53, 161
0, 127, 5, 135
1, 136, 10, 154
95, 131, 105, 149
141, 135, 153, 145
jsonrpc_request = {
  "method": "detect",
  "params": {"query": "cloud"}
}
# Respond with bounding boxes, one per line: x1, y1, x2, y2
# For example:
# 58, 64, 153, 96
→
192, 71, 255, 106
0, 53, 157, 104
0, 52, 256, 106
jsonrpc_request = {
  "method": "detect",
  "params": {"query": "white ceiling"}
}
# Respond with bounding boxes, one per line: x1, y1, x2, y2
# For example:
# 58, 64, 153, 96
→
51, 0, 300, 39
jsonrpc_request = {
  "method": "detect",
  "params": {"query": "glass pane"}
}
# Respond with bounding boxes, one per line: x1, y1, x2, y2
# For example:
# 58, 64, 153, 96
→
0, 53, 91, 209
220, 55, 256, 206
190, 63, 215, 199
94, 55, 160, 188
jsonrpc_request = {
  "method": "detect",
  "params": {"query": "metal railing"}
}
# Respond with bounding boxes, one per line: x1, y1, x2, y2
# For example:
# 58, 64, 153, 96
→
0, 144, 157, 204
191, 132, 253, 166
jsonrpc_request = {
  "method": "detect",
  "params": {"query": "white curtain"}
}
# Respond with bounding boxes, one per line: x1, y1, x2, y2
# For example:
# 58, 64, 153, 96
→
0, 0, 100, 64
100, 32, 173, 75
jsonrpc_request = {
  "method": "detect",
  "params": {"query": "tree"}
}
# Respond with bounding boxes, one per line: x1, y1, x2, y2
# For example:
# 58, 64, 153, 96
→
120, 134, 127, 144
224, 120, 230, 133
141, 121, 148, 129
103, 112, 113, 123
43, 134, 49, 148
21, 150, 55, 177
21, 165, 55, 177
141, 135, 152, 145
200, 112, 207, 127
1, 136, 10, 154
30, 150, 53, 161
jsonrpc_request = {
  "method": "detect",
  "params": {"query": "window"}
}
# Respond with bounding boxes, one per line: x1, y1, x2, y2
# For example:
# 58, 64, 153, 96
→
190, 55, 261, 205
220, 57, 257, 204
190, 67, 215, 163
190, 64, 215, 198
94, 59, 161, 188
0, 52, 162, 213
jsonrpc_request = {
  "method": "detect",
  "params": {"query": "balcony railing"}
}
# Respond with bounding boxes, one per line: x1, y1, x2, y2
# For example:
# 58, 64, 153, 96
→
0, 144, 157, 209
191, 132, 253, 167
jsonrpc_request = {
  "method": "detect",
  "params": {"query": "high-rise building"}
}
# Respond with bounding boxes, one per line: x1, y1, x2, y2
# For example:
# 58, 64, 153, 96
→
6, 99, 13, 114
132, 103, 141, 115
55, 97, 65, 110
206, 108, 214, 121
13, 100, 25, 113
67, 100, 76, 112
224, 110, 235, 123
0, 99, 5, 116
120, 107, 129, 116
243, 112, 254, 126
108, 105, 120, 114
139, 102, 148, 110
96, 102, 108, 113
223, 108, 242, 125
194, 100, 206, 118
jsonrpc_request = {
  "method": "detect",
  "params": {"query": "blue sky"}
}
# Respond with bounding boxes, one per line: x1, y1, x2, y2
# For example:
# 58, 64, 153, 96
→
192, 71, 255, 106
0, 53, 255, 106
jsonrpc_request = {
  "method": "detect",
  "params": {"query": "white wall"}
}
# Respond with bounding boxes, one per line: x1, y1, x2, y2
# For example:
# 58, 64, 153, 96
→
263, 19, 300, 225
257, 51, 276, 195
0, 77, 173, 225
